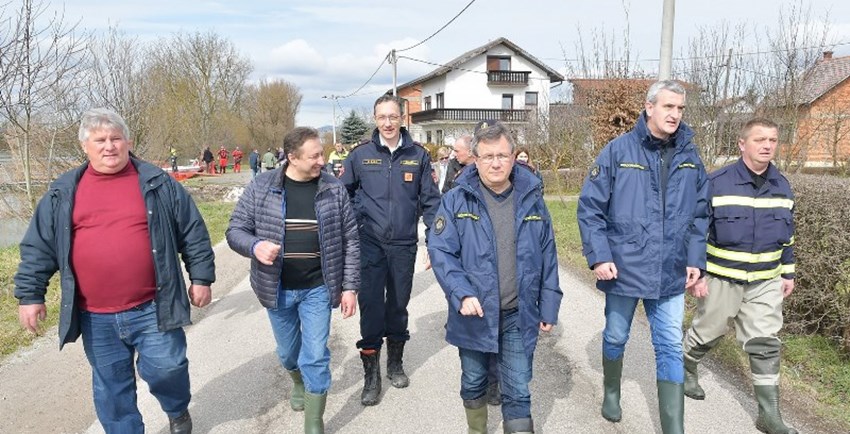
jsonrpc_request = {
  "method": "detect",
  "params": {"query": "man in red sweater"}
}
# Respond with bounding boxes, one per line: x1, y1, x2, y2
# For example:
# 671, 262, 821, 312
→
15, 108, 215, 434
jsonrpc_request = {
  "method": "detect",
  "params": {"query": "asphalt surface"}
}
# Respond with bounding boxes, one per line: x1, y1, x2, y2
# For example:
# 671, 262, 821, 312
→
0, 205, 819, 433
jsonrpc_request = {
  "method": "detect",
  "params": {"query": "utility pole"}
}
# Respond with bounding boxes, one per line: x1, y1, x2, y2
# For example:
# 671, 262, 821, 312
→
322, 95, 337, 144
390, 49, 398, 96
659, 0, 676, 80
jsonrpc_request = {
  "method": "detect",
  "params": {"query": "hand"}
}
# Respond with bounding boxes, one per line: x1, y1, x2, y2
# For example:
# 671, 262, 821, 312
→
253, 240, 281, 265
459, 296, 484, 317
592, 262, 618, 280
687, 277, 709, 298
539, 322, 553, 332
781, 278, 795, 298
189, 285, 212, 307
19, 304, 47, 334
340, 291, 357, 319
685, 267, 701, 289
423, 251, 432, 271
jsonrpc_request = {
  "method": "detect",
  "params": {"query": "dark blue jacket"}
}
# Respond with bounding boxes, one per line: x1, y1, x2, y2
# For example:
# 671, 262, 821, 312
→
706, 159, 795, 282
226, 168, 360, 308
577, 112, 710, 299
14, 158, 216, 349
340, 128, 440, 245
428, 165, 562, 358
249, 151, 260, 170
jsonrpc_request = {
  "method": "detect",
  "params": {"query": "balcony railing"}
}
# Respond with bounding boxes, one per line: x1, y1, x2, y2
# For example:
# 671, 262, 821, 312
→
411, 108, 528, 124
487, 70, 530, 85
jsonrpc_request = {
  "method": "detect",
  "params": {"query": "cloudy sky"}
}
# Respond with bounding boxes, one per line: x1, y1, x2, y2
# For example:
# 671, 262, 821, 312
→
41, 0, 850, 127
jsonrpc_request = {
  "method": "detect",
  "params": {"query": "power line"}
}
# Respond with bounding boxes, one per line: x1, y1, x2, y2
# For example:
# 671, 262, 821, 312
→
396, 0, 477, 53
337, 54, 389, 99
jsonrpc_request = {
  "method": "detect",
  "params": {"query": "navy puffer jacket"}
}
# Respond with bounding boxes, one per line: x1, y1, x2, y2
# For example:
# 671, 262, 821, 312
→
226, 167, 359, 308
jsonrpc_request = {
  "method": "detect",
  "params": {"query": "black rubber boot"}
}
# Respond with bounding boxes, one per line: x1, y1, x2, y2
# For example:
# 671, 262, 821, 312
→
503, 417, 534, 433
684, 357, 705, 400
169, 410, 192, 434
601, 356, 623, 422
754, 385, 798, 434
657, 381, 684, 434
463, 396, 488, 434
360, 349, 382, 406
386, 340, 410, 388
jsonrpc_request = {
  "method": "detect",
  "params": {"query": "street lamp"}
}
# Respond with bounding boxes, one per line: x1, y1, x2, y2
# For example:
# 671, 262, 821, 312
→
322, 95, 337, 145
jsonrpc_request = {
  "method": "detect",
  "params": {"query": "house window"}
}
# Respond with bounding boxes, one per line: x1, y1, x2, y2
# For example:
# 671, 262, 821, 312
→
436, 130, 444, 145
502, 94, 514, 110
424, 96, 432, 111
426, 131, 432, 144
487, 56, 511, 71
436, 92, 445, 109
525, 92, 538, 107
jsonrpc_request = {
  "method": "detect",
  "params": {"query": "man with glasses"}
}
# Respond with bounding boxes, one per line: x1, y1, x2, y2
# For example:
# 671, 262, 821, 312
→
341, 94, 441, 406
429, 119, 562, 434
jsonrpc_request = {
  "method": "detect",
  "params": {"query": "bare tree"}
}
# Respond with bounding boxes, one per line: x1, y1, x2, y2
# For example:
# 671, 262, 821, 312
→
243, 78, 301, 151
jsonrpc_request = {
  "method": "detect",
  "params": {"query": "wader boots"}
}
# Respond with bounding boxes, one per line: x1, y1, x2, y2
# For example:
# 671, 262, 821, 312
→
386, 340, 410, 388
601, 356, 623, 422
360, 349, 382, 406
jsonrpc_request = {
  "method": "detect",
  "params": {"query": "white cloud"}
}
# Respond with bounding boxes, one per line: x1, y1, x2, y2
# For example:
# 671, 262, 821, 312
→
265, 39, 327, 76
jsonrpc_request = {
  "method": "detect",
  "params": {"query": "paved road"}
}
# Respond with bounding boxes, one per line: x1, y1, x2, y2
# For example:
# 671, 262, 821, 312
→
1, 235, 819, 433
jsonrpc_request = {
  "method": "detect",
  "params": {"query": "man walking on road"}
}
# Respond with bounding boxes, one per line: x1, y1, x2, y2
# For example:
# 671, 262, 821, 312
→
683, 118, 798, 434
227, 127, 360, 433
340, 94, 441, 406
577, 80, 710, 434
429, 120, 562, 434
14, 108, 215, 434
249, 148, 260, 178
263, 148, 277, 172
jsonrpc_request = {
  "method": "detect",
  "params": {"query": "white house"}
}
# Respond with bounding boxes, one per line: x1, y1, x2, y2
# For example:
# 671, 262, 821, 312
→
395, 37, 565, 145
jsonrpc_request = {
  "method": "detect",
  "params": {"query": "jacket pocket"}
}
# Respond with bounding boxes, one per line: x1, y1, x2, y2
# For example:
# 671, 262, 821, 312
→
712, 208, 750, 246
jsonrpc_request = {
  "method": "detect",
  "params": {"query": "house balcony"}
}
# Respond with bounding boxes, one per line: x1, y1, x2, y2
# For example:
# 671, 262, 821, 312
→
411, 108, 529, 125
487, 70, 530, 86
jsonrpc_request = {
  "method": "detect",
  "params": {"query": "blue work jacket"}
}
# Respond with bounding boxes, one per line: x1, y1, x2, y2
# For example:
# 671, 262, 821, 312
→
577, 112, 710, 299
706, 159, 795, 282
428, 165, 562, 358
341, 128, 440, 245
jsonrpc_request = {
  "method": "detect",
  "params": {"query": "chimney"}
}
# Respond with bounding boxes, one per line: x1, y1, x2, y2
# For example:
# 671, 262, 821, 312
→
823, 51, 834, 61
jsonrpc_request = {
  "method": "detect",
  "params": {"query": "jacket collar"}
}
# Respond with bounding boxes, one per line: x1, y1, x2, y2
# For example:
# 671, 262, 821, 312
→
731, 158, 782, 186
369, 127, 414, 152
55, 157, 162, 190
455, 163, 541, 200
634, 110, 695, 151
273, 166, 338, 193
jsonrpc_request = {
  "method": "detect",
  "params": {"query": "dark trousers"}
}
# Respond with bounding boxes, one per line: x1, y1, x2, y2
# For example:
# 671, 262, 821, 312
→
356, 234, 417, 350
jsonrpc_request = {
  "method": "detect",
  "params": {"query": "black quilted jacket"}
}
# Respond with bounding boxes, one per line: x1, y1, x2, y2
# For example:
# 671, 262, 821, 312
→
226, 167, 360, 308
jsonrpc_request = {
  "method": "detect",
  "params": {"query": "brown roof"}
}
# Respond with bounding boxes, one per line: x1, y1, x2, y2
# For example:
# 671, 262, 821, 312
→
798, 55, 850, 105
396, 37, 564, 91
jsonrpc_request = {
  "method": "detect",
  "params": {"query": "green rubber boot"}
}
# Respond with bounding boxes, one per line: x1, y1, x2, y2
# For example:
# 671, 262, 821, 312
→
657, 381, 684, 434
303, 392, 327, 434
684, 357, 705, 400
288, 370, 305, 412
754, 385, 798, 434
601, 356, 623, 422
463, 397, 488, 434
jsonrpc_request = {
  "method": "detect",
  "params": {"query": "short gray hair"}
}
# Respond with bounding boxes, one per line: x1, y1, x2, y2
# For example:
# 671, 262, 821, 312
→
454, 134, 472, 150
646, 80, 686, 104
79, 108, 130, 142
470, 122, 516, 156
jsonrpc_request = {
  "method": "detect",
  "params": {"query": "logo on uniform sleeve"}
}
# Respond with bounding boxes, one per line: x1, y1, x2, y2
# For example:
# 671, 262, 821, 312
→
434, 215, 446, 235
400, 160, 419, 166
618, 163, 646, 170
363, 159, 382, 165
590, 165, 600, 180
404, 172, 414, 182
523, 215, 543, 221
677, 162, 697, 169
456, 212, 480, 221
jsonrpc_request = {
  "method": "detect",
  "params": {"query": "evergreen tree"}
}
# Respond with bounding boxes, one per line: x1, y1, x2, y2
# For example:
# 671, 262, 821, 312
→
340, 110, 371, 144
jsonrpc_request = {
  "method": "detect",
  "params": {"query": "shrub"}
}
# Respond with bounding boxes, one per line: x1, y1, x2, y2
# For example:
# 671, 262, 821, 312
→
784, 174, 850, 353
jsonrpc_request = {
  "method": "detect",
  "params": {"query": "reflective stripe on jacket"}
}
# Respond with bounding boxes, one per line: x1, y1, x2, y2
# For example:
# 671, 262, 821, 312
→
577, 112, 710, 299
706, 159, 795, 283
428, 165, 562, 358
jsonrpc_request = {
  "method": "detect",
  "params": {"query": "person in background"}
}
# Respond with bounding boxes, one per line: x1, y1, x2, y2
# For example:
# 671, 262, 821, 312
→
263, 148, 277, 173
249, 148, 260, 179
328, 143, 349, 178
442, 135, 475, 194
170, 146, 179, 174
232, 146, 244, 173
433, 146, 451, 193
514, 148, 542, 184
227, 127, 360, 434
203, 145, 214, 174
577, 80, 709, 434
15, 108, 215, 434
217, 146, 229, 174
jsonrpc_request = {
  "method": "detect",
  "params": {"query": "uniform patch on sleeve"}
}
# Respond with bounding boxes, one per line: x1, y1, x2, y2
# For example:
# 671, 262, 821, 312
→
677, 162, 697, 169
434, 215, 446, 235
589, 165, 600, 180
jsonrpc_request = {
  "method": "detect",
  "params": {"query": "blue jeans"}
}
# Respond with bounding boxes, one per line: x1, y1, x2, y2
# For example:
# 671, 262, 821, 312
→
267, 284, 332, 394
357, 234, 417, 350
603, 292, 685, 383
80, 300, 190, 434
459, 309, 532, 422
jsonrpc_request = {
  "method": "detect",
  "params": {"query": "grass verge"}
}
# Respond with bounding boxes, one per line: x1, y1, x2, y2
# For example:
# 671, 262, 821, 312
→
546, 198, 850, 431
0, 200, 236, 359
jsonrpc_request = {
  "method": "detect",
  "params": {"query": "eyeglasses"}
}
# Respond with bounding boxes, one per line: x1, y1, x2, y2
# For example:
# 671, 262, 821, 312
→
439, 156, 448, 161
375, 115, 401, 124
477, 154, 512, 164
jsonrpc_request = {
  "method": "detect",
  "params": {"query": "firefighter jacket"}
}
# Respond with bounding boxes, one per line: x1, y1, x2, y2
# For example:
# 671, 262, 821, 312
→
706, 159, 795, 283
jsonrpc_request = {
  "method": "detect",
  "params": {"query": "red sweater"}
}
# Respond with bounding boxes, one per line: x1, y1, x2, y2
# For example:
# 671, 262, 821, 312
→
72, 163, 157, 313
